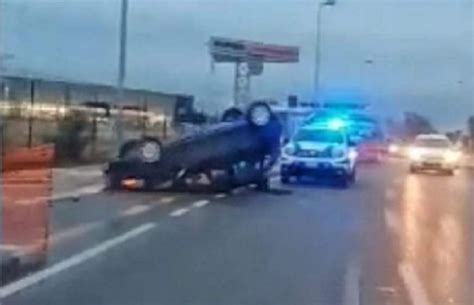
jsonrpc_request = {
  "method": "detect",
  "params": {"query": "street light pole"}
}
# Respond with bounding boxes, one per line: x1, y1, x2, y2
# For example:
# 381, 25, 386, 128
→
115, 0, 128, 149
314, 0, 335, 106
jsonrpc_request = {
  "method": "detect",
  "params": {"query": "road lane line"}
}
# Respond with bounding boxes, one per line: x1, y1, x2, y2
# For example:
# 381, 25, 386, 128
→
49, 221, 102, 245
270, 175, 280, 183
0, 223, 156, 298
214, 193, 227, 199
384, 208, 400, 236
121, 205, 151, 217
232, 186, 246, 195
169, 208, 190, 217
343, 258, 361, 305
385, 189, 396, 201
160, 196, 176, 204
398, 262, 432, 305
192, 200, 210, 208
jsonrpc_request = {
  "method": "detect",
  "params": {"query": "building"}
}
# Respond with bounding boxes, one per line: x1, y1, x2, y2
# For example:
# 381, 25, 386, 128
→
0, 75, 187, 123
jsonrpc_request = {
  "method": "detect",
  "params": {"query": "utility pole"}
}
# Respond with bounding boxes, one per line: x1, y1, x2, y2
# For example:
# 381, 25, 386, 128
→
115, 0, 128, 150
314, 0, 336, 106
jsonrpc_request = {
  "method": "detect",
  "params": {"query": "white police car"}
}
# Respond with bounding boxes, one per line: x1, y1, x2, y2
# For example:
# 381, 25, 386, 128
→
280, 120, 358, 187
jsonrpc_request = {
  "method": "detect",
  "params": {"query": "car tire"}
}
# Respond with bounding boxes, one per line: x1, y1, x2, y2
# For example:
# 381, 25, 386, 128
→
409, 166, 418, 174
349, 168, 357, 183
221, 107, 244, 122
280, 175, 290, 184
337, 175, 350, 189
444, 169, 454, 176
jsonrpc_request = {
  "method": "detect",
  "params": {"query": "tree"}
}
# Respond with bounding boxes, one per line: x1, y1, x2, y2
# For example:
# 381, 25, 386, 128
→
468, 116, 474, 139
403, 112, 436, 139
468, 116, 474, 151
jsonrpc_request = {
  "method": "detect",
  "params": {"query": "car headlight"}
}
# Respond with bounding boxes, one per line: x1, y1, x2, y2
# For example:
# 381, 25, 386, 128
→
248, 103, 271, 126
348, 149, 358, 160
140, 141, 161, 163
388, 144, 399, 154
444, 151, 460, 163
408, 147, 422, 161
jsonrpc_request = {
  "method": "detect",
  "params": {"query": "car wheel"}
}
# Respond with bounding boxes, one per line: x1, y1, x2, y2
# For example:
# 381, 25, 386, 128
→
409, 166, 418, 174
444, 169, 454, 176
349, 168, 357, 183
221, 107, 244, 122
280, 175, 290, 184
337, 175, 350, 189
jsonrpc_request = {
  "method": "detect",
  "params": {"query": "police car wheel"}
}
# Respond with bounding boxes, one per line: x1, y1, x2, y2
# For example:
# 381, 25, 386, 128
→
337, 176, 350, 189
349, 168, 357, 183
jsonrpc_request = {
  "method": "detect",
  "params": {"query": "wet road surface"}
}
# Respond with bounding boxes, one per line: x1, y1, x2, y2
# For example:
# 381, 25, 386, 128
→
2, 160, 473, 305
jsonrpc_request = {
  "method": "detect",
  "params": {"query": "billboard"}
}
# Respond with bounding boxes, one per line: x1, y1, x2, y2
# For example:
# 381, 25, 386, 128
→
209, 37, 299, 63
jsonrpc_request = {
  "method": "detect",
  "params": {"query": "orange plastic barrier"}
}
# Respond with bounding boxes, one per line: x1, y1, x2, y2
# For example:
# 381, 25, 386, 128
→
2, 145, 54, 268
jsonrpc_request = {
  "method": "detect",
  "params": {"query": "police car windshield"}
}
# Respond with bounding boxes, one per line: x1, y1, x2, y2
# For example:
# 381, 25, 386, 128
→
295, 129, 344, 144
415, 138, 451, 148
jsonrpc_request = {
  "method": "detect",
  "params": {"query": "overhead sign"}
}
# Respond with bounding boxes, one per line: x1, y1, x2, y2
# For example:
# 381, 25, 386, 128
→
209, 37, 299, 63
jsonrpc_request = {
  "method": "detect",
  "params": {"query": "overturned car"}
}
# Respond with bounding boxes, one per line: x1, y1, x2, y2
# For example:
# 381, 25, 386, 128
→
104, 102, 282, 192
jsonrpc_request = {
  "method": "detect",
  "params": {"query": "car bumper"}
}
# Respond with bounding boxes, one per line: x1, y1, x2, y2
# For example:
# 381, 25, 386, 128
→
280, 156, 351, 177
410, 160, 456, 170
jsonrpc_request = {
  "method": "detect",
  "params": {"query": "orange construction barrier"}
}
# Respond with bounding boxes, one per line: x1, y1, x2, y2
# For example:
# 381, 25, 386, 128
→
2, 144, 54, 278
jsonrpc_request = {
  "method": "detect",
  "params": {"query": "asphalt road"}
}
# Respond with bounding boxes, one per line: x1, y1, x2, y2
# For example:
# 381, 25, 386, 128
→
2, 160, 473, 305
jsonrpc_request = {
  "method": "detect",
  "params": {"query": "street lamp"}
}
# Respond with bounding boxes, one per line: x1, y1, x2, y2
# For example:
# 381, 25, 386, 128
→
314, 0, 336, 105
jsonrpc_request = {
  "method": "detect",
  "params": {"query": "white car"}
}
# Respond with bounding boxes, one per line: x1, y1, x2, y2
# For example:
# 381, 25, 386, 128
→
408, 134, 461, 175
280, 120, 358, 187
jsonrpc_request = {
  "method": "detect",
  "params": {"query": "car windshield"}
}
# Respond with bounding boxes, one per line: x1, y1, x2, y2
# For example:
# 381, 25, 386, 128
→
415, 138, 451, 148
1, 1, 472, 305
294, 129, 344, 143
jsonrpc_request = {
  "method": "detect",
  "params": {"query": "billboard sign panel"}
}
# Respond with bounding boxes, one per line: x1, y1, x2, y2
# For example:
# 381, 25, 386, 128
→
210, 37, 299, 63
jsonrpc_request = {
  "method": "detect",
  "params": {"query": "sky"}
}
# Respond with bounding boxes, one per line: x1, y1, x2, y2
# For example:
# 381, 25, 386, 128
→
1, 0, 473, 129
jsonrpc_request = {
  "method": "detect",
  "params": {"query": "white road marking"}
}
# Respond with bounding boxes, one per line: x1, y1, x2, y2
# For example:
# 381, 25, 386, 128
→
399, 262, 432, 305
160, 196, 176, 204
343, 258, 361, 305
49, 221, 101, 245
393, 177, 404, 186
385, 189, 396, 201
376, 286, 397, 293
270, 175, 280, 183
192, 200, 210, 208
121, 205, 151, 217
384, 208, 400, 236
169, 208, 190, 217
0, 223, 156, 298
232, 187, 246, 195
214, 193, 227, 199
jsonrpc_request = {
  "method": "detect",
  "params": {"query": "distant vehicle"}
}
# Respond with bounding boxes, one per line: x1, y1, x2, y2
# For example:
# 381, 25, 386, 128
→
387, 139, 408, 158
280, 119, 358, 188
408, 134, 461, 175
